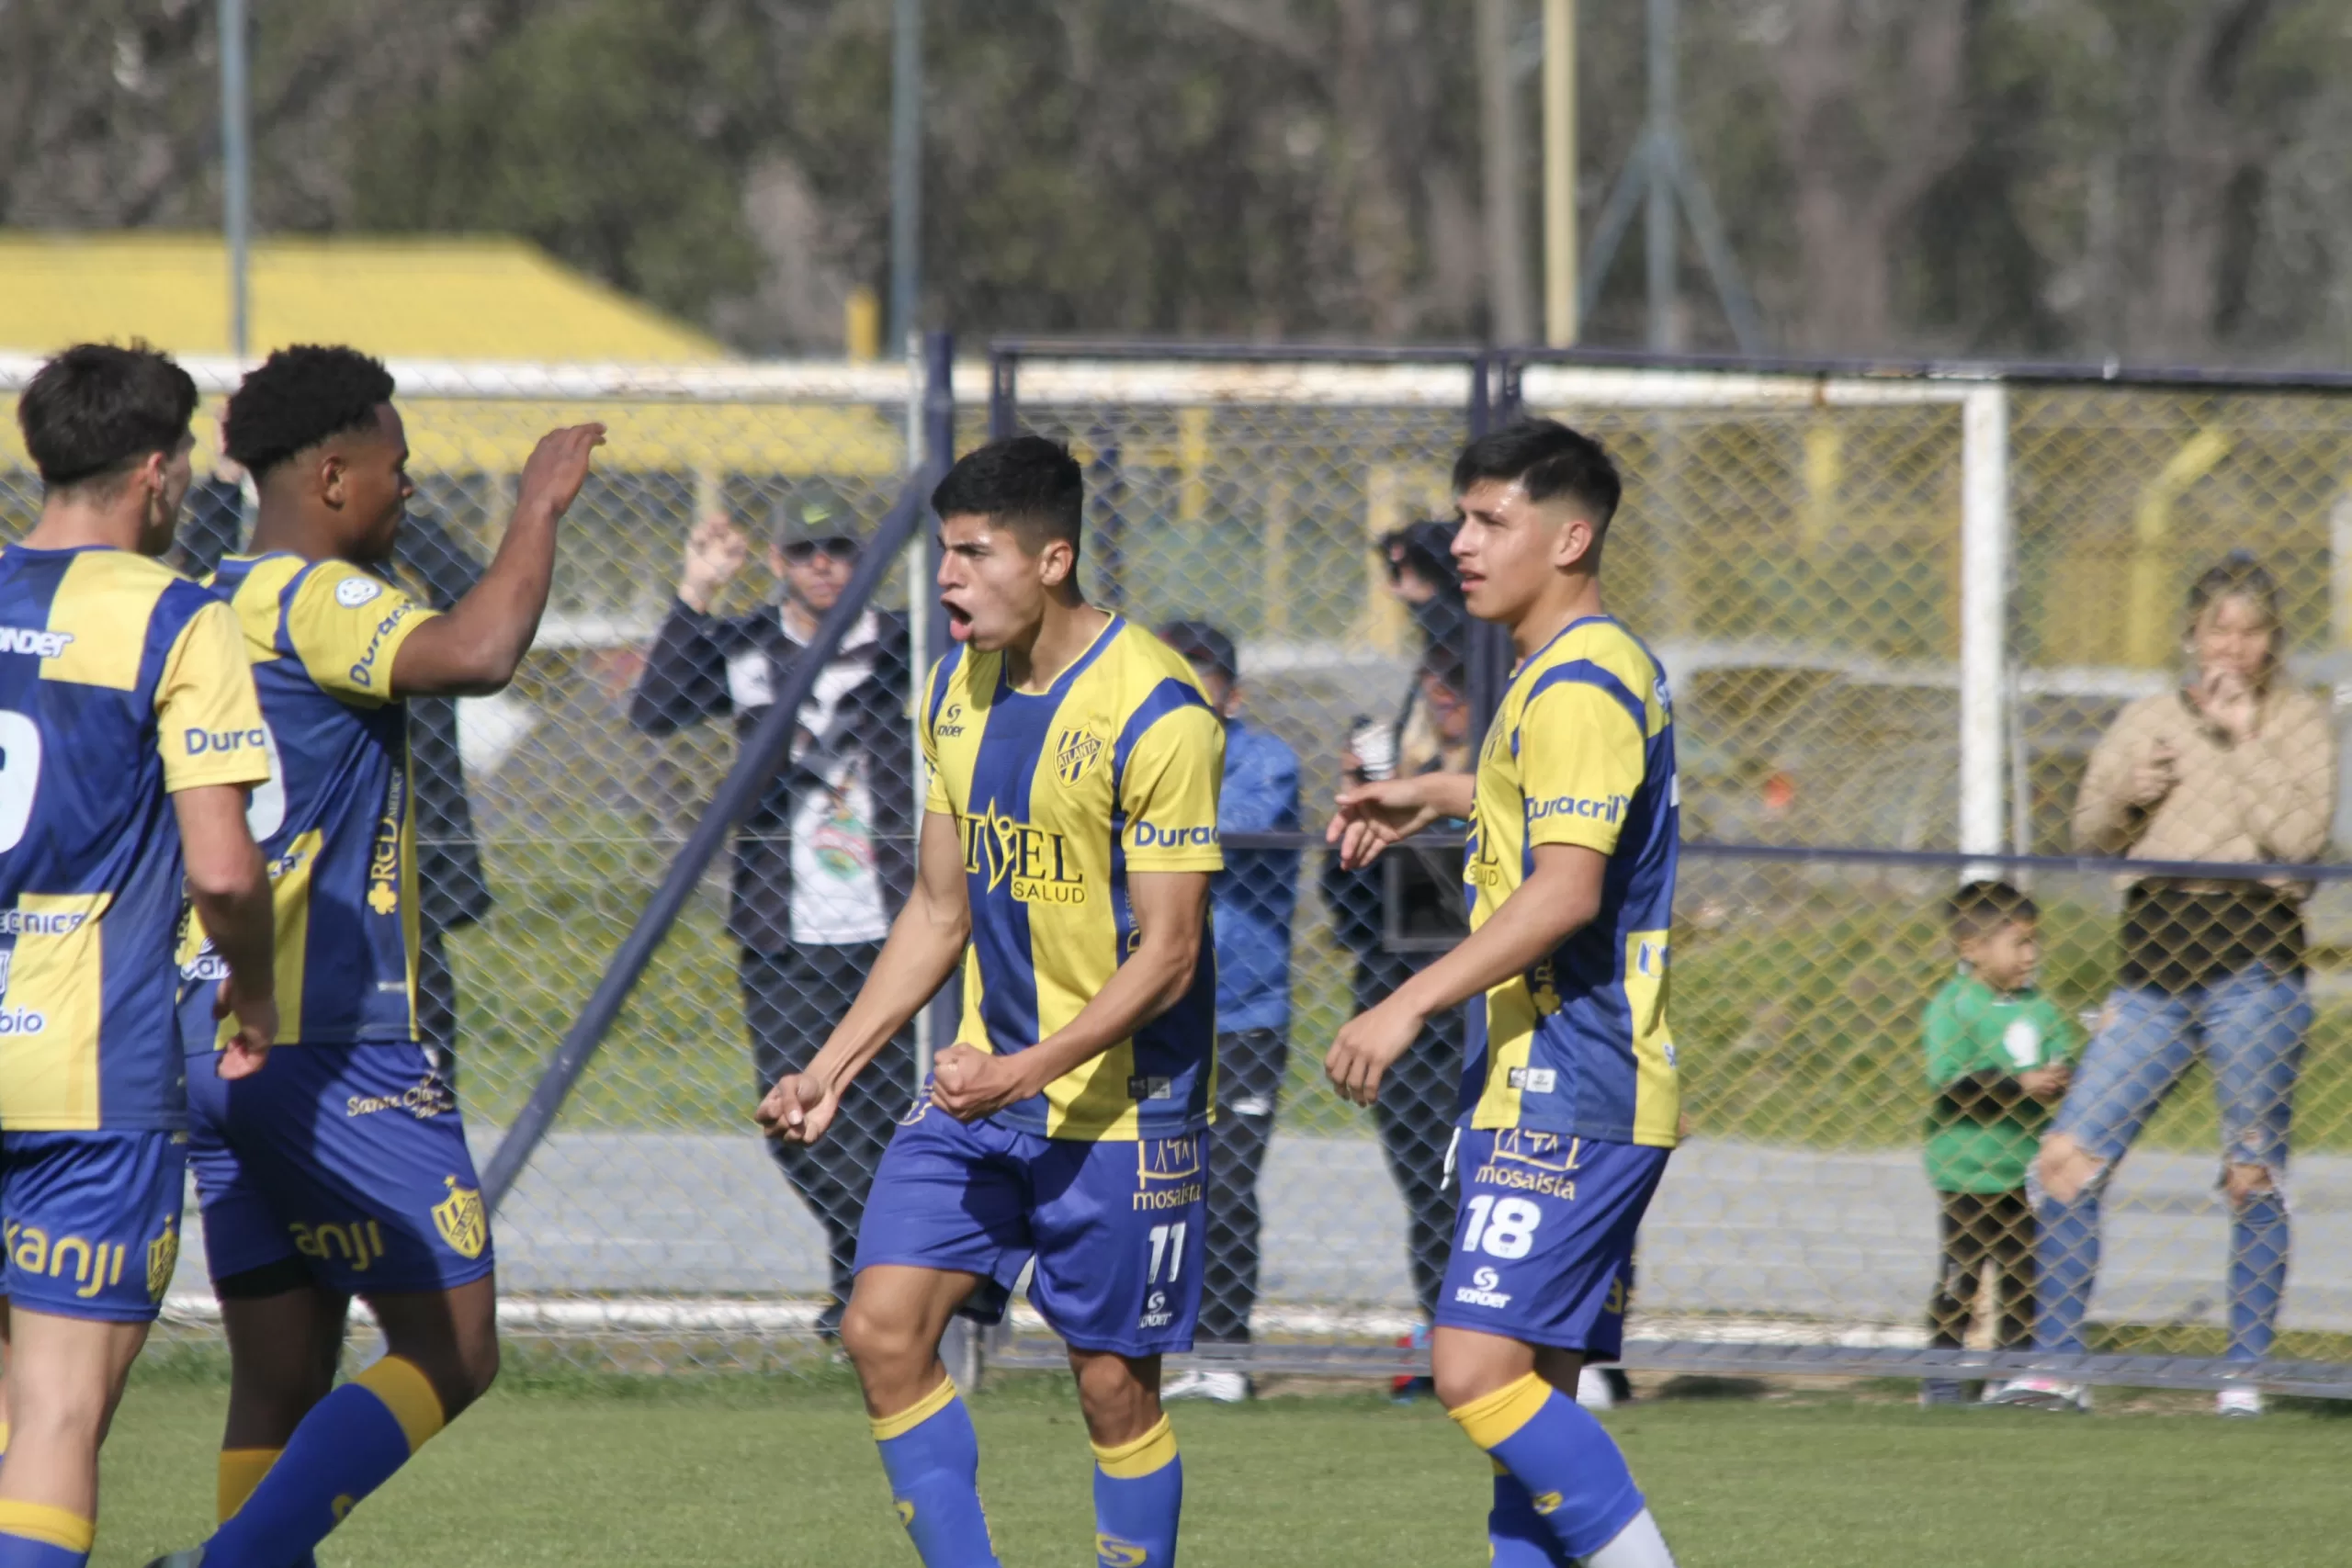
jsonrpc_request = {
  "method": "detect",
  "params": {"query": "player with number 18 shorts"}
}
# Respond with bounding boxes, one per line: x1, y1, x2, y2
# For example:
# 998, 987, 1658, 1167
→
1327, 420, 1683, 1568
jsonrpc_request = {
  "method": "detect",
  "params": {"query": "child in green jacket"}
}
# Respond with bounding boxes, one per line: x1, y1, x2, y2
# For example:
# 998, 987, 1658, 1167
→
1921, 881, 2076, 1405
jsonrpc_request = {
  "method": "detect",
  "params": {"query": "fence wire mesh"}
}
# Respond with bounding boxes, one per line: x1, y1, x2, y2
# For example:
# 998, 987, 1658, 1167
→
6, 349, 2351, 1393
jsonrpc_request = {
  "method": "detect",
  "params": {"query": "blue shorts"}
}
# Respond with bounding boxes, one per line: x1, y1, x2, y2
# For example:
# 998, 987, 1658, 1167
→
186, 1043, 494, 1295
855, 1101, 1207, 1356
0, 1131, 187, 1322
1432, 1130, 1668, 1359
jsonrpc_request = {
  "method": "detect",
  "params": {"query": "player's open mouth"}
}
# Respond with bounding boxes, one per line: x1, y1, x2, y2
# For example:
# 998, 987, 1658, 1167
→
944, 603, 974, 641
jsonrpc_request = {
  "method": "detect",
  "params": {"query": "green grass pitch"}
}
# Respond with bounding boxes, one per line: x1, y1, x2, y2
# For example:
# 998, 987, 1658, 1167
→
89, 1362, 2352, 1566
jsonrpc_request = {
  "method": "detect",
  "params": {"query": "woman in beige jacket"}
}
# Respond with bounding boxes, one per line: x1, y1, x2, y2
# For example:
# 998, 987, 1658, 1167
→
1995, 555, 2334, 1417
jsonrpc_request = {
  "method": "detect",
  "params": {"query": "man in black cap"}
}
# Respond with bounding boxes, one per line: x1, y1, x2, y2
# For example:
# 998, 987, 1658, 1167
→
631, 501, 915, 1338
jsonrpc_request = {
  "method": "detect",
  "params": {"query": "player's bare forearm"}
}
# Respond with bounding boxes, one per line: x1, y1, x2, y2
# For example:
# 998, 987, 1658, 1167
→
1016, 913, 1203, 1085
175, 784, 274, 998
392, 423, 605, 697
1329, 771, 1475, 869
1390, 843, 1605, 1021
805, 812, 971, 1095
1327, 844, 1603, 1106
933, 870, 1207, 1121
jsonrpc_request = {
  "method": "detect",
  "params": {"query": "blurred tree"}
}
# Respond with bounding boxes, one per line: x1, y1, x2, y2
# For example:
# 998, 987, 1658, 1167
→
6, 0, 2352, 362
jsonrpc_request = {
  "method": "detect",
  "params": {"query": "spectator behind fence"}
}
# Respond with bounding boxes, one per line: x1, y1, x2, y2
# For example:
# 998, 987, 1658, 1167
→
1320, 641, 1475, 1398
1157, 620, 1302, 1404
1994, 553, 2335, 1418
1918, 882, 2076, 1407
173, 462, 494, 1076
629, 503, 914, 1339
1380, 518, 1469, 765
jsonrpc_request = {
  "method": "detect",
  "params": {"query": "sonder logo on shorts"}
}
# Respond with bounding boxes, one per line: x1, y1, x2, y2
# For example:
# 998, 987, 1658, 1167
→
1454, 1265, 1512, 1309
1138, 1289, 1173, 1330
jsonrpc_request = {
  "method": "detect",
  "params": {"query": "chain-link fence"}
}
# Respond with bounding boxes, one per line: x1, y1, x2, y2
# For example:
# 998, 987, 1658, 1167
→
6, 344, 2351, 1394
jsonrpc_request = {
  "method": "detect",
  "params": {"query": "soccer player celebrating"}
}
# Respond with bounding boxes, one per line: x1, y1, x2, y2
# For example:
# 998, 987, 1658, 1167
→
151, 347, 604, 1568
759, 436, 1222, 1568
0, 344, 277, 1568
1326, 420, 1681, 1568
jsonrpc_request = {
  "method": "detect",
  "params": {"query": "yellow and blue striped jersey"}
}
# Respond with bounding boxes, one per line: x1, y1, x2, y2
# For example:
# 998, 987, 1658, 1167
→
922, 616, 1225, 1140
177, 552, 438, 1047
0, 546, 268, 1130
1464, 615, 1679, 1146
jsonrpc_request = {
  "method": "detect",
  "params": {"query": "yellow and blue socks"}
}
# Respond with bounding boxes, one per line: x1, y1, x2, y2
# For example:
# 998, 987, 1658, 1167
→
198, 1356, 445, 1566
216, 1449, 314, 1568
1452, 1372, 1672, 1567
871, 1377, 999, 1568
1488, 1460, 1575, 1567
0, 1501, 94, 1568
1091, 1414, 1182, 1568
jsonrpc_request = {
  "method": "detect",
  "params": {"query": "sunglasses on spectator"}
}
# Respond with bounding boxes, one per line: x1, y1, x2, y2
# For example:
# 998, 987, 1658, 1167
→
782, 536, 859, 562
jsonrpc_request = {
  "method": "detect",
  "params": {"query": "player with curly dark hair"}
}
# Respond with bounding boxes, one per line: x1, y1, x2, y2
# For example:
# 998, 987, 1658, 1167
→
150, 347, 605, 1568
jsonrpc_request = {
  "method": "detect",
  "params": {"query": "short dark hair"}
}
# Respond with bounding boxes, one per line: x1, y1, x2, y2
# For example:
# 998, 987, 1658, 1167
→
17, 342, 198, 491
930, 434, 1084, 554
224, 345, 397, 478
1948, 880, 2037, 942
1452, 419, 1623, 533
1160, 619, 1237, 684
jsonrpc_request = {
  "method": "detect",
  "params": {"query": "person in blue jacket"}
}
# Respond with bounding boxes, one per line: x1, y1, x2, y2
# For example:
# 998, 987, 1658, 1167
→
1159, 621, 1301, 1403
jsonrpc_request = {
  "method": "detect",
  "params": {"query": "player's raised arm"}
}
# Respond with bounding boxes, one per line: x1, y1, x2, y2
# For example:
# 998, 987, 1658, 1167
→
389, 423, 605, 697
758, 807, 972, 1145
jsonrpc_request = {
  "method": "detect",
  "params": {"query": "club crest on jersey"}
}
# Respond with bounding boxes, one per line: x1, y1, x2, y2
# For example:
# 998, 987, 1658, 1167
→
1053, 726, 1105, 784
432, 1177, 489, 1259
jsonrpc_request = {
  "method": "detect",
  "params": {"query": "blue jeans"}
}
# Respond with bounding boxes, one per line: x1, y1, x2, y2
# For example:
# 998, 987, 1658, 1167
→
2036, 964, 2307, 1360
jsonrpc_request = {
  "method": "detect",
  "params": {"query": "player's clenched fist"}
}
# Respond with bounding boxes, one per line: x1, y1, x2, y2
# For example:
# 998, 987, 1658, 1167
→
930, 1042, 1031, 1122
1324, 998, 1423, 1107
757, 1071, 839, 1145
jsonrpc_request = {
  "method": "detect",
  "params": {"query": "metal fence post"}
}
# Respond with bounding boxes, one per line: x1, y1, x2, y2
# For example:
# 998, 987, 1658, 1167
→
479, 475, 936, 1213
1959, 382, 2011, 875
920, 333, 961, 1087
1467, 352, 1517, 746
989, 348, 1019, 441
